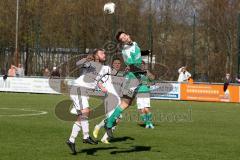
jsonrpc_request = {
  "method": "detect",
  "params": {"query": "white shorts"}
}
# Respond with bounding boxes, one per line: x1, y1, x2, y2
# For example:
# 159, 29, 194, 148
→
70, 86, 89, 112
106, 109, 114, 118
136, 93, 150, 109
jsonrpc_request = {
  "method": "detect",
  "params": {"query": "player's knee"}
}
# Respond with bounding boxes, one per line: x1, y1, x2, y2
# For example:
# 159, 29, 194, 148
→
121, 98, 131, 108
75, 121, 81, 127
144, 107, 150, 113
80, 114, 88, 121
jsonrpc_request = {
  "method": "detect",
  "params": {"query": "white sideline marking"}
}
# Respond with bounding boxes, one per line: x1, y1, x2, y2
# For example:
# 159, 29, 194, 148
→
0, 108, 48, 117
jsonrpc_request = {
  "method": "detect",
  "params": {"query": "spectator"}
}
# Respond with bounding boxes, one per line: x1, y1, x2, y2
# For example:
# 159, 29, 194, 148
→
235, 75, 240, 83
43, 67, 50, 77
15, 63, 25, 77
223, 73, 232, 98
8, 65, 16, 77
50, 66, 60, 78
223, 73, 232, 91
177, 66, 191, 82
1, 68, 8, 81
224, 73, 232, 84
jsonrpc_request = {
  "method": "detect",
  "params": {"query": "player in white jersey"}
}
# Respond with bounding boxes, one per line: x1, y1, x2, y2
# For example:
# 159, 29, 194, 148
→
93, 58, 124, 144
66, 49, 111, 155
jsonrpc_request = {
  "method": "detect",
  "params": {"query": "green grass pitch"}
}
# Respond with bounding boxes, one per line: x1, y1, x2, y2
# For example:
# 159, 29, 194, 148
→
0, 92, 240, 160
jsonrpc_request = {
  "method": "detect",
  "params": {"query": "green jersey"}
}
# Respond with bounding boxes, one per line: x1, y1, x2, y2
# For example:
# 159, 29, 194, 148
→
137, 74, 150, 93
121, 42, 142, 79
121, 42, 149, 93
122, 42, 142, 69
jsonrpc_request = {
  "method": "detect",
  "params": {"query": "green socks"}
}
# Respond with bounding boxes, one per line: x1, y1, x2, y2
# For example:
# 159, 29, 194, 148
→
106, 106, 123, 128
140, 114, 146, 123
140, 113, 153, 125
146, 112, 153, 125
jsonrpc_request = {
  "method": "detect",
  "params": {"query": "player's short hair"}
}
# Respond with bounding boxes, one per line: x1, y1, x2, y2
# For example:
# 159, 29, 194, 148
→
112, 57, 122, 64
115, 31, 127, 42
93, 48, 105, 55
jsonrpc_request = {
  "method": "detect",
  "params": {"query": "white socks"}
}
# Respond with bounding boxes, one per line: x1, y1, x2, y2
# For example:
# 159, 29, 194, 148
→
69, 122, 81, 143
101, 132, 108, 141
69, 118, 90, 142
81, 120, 89, 139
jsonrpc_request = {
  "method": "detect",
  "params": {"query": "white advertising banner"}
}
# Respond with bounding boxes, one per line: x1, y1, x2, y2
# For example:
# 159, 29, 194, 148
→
0, 77, 61, 94
0, 77, 181, 100
150, 83, 180, 100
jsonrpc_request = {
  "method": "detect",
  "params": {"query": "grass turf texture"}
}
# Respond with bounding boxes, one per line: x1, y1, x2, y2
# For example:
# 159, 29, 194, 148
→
0, 92, 240, 160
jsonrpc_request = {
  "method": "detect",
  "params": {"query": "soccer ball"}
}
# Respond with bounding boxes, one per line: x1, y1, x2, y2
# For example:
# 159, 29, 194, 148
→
103, 2, 116, 14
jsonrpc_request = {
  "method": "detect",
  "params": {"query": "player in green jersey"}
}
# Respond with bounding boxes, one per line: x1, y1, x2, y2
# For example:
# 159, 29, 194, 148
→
136, 60, 155, 129
104, 31, 147, 138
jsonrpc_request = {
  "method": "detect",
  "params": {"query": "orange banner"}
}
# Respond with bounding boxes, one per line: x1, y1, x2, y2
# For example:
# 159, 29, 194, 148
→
180, 83, 240, 103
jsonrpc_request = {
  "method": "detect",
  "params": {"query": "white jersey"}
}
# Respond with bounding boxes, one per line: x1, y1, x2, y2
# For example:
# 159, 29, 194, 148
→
73, 59, 111, 89
103, 69, 125, 113
70, 59, 111, 112
102, 69, 124, 95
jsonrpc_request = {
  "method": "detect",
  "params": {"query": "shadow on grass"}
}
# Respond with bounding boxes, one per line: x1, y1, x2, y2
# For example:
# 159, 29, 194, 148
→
78, 147, 118, 155
110, 145, 151, 154
77, 145, 159, 156
110, 136, 135, 143
138, 123, 146, 128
